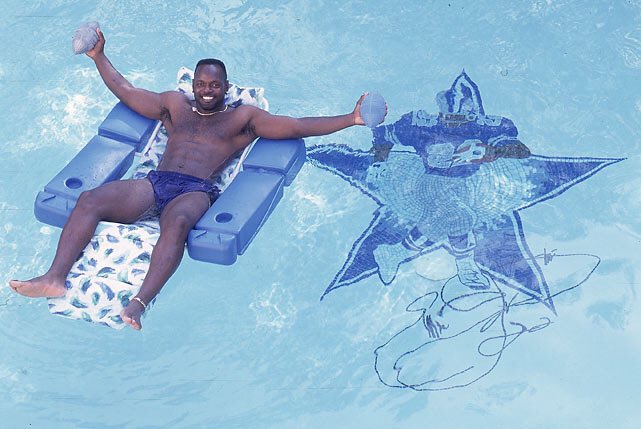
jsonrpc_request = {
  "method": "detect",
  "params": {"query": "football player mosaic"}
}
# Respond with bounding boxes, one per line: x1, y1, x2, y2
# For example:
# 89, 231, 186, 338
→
307, 71, 622, 390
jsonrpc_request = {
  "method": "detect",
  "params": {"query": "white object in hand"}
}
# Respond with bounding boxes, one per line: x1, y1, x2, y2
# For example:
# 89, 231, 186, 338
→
72, 21, 100, 55
360, 92, 387, 128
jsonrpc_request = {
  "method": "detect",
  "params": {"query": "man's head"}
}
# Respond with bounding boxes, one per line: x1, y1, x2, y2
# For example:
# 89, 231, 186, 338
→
193, 58, 229, 113
195, 58, 227, 79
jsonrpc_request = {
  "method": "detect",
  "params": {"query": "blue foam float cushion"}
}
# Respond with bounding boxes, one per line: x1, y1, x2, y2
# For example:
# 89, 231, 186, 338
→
243, 138, 306, 185
43, 135, 135, 201
98, 102, 158, 151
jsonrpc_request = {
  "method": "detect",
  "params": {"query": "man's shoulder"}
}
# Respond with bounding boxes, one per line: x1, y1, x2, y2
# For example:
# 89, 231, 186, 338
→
161, 90, 190, 104
158, 91, 191, 115
230, 103, 264, 120
233, 103, 260, 113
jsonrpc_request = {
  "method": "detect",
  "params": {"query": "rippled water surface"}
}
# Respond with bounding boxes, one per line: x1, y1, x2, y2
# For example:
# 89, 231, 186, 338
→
2, 1, 641, 428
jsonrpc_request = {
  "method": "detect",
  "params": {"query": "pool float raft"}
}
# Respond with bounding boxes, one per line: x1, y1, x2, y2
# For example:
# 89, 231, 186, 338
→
34, 67, 305, 328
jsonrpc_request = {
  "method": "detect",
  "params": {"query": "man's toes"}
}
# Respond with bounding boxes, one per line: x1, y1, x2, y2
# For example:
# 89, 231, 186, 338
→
121, 314, 142, 330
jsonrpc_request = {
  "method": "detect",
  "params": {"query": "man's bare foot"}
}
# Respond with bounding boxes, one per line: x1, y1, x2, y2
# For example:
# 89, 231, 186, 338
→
9, 274, 66, 298
120, 300, 145, 330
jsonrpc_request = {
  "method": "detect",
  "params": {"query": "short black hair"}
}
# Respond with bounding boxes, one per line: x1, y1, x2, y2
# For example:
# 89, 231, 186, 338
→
195, 58, 227, 80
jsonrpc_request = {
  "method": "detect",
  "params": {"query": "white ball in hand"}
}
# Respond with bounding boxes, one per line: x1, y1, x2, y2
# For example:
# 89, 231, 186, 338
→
72, 21, 100, 55
360, 92, 386, 128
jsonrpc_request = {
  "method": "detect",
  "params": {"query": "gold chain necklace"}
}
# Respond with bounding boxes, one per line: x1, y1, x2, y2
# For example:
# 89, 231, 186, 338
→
192, 104, 228, 116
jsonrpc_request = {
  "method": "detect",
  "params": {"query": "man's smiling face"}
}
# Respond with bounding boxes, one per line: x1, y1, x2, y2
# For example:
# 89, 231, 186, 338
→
193, 64, 229, 112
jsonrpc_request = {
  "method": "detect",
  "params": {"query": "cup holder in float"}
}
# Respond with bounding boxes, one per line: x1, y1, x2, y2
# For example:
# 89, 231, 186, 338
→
215, 212, 233, 223
65, 177, 83, 189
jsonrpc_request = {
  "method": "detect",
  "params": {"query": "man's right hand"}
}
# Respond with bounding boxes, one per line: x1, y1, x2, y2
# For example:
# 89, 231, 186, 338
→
85, 28, 106, 59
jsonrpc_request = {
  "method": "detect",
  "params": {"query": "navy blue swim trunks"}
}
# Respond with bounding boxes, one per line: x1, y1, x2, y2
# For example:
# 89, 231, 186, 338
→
147, 170, 221, 212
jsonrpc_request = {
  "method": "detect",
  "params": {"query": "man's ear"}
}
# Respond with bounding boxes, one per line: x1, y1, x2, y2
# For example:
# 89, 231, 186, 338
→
225, 80, 230, 92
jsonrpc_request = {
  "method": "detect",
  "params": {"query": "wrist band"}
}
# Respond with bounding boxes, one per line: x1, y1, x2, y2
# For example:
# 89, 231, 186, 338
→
132, 296, 148, 311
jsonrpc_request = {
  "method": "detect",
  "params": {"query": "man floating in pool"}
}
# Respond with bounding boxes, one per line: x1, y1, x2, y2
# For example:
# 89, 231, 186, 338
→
9, 27, 381, 330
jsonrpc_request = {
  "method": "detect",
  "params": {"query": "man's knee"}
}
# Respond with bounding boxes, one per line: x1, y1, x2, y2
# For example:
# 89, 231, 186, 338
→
163, 213, 196, 238
75, 189, 104, 214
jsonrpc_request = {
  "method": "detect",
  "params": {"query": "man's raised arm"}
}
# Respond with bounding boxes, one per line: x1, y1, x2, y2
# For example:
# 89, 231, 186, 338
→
248, 94, 377, 140
86, 28, 167, 120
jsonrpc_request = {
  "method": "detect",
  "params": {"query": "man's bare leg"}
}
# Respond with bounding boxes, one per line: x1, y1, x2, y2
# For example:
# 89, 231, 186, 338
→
121, 191, 210, 330
10, 179, 155, 298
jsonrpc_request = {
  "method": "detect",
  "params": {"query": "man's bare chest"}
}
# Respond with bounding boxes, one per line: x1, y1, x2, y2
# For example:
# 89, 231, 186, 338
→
168, 107, 248, 141
174, 115, 228, 138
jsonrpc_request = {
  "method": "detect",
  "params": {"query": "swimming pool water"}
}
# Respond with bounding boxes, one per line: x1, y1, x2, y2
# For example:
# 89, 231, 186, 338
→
2, 1, 641, 428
